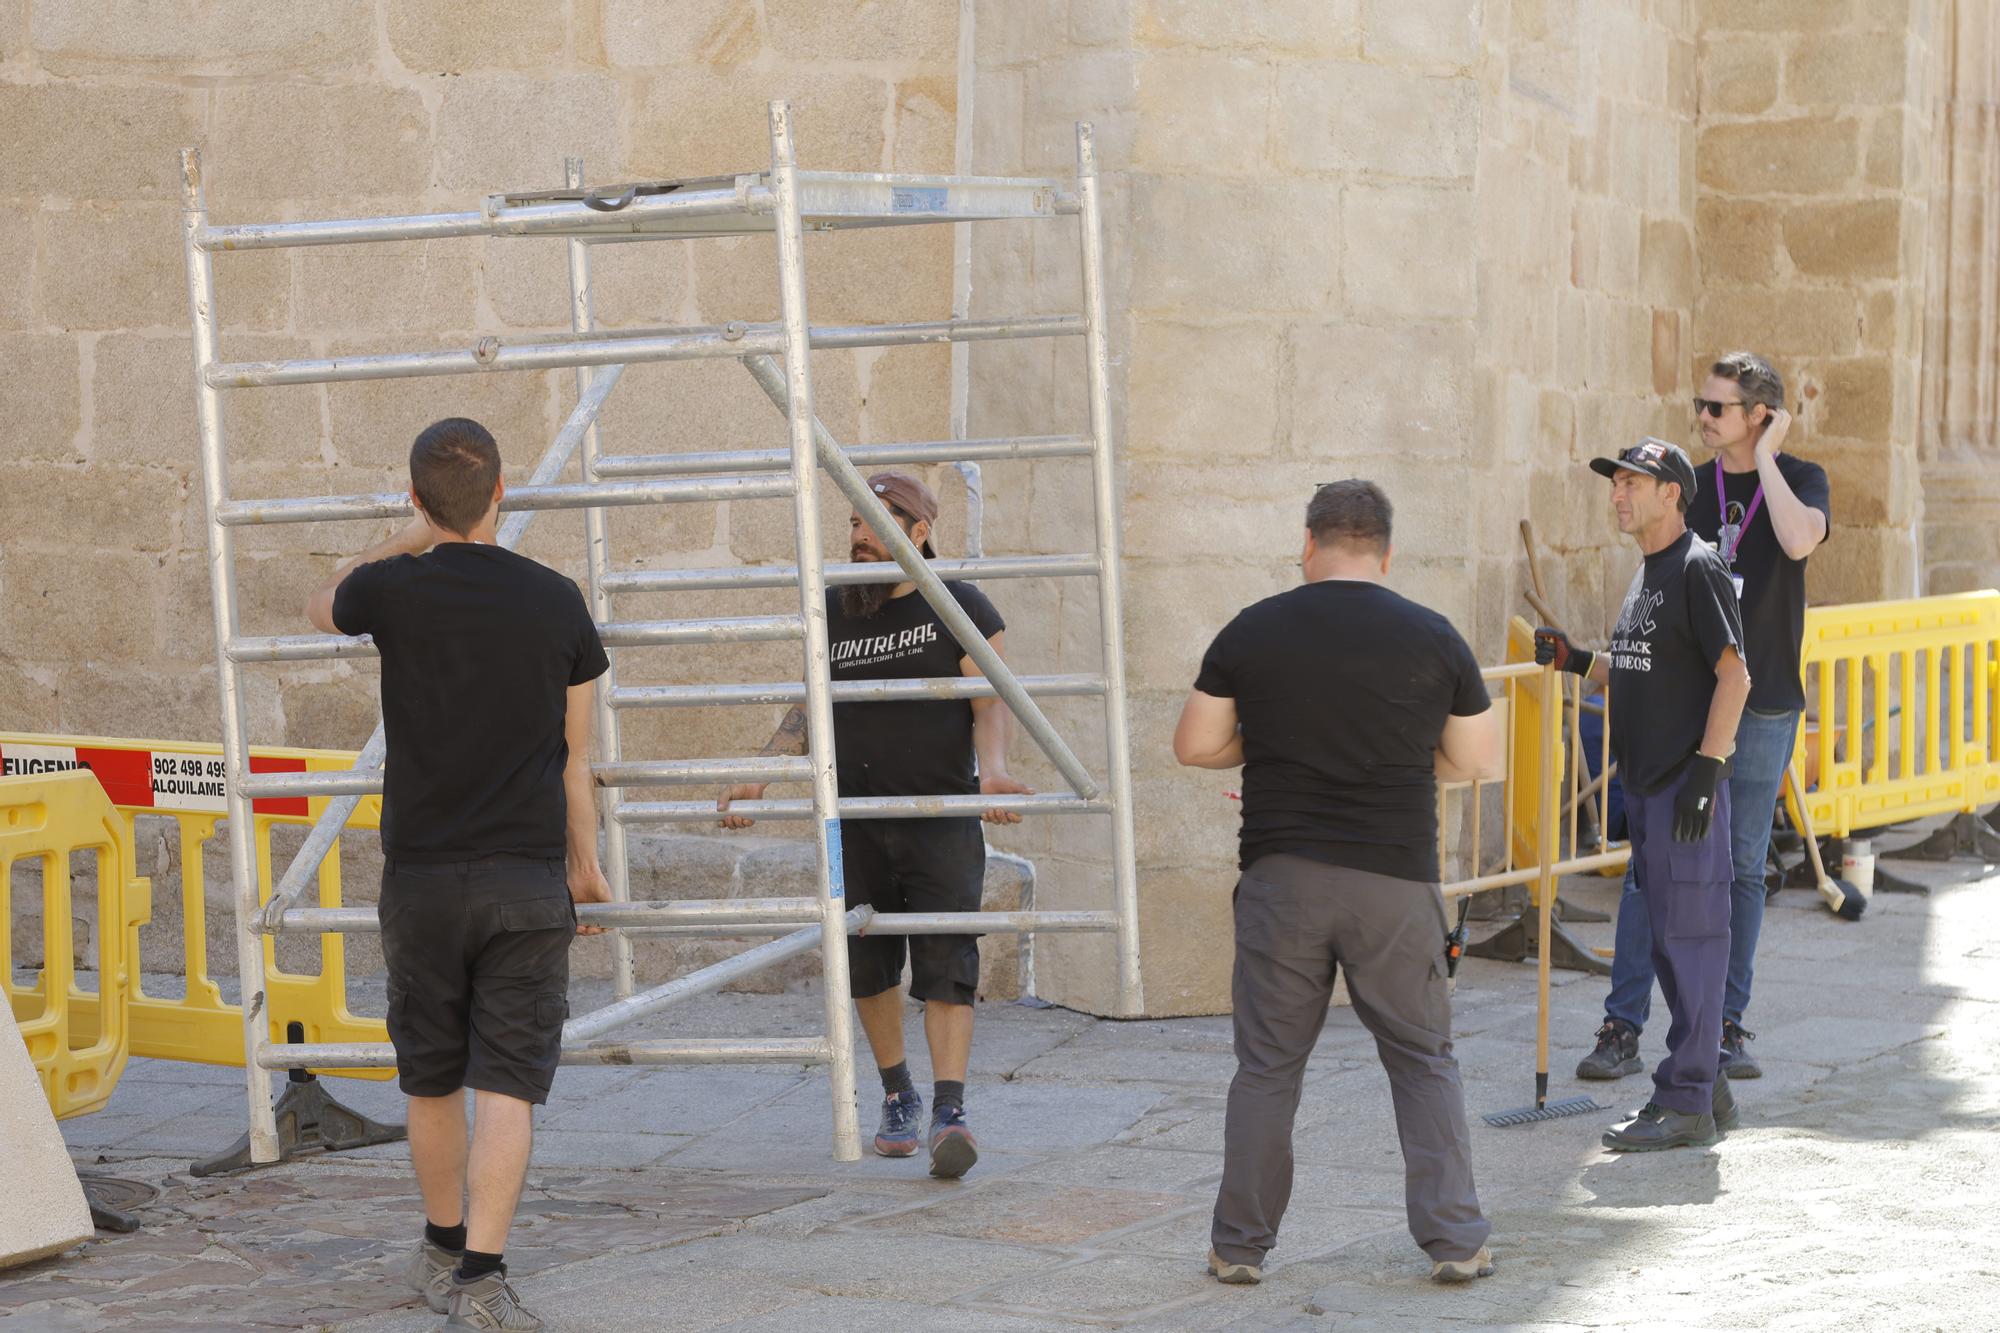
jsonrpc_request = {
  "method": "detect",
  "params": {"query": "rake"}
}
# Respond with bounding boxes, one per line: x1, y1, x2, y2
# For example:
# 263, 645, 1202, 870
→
1481, 661, 1606, 1128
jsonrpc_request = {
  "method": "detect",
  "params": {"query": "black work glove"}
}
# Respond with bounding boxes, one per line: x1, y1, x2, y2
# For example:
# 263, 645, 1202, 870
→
1673, 754, 1727, 842
1532, 627, 1594, 677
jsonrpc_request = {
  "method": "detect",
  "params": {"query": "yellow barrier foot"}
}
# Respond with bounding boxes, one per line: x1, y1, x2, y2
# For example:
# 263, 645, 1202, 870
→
191, 1026, 405, 1178
1466, 913, 1613, 977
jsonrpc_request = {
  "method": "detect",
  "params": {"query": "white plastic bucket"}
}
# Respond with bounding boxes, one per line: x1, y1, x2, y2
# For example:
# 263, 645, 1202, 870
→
1841, 838, 1875, 899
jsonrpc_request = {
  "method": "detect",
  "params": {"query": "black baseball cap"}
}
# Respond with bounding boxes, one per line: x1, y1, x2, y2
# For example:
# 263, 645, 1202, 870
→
1589, 437, 1698, 505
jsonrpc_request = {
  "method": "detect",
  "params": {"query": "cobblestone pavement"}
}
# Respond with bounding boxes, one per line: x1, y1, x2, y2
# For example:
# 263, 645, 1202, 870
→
8, 843, 1999, 1331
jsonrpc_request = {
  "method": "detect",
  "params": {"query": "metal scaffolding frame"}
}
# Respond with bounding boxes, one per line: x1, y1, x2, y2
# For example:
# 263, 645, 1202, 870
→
180, 102, 1142, 1165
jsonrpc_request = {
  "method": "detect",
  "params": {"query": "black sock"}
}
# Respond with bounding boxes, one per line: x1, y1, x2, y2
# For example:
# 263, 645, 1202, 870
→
879, 1060, 914, 1097
424, 1221, 466, 1253
934, 1079, 965, 1114
455, 1249, 504, 1282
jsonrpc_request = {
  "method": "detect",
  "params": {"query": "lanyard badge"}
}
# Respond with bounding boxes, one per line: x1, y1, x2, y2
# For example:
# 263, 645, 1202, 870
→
1715, 458, 1765, 567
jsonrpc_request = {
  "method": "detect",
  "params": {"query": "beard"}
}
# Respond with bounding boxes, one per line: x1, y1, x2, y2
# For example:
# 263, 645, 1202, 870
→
840, 580, 895, 619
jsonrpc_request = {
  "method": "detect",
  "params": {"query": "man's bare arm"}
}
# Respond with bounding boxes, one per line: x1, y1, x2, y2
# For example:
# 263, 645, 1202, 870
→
759, 704, 809, 757
719, 704, 807, 828
305, 515, 435, 634
1173, 690, 1244, 770
1700, 646, 1750, 760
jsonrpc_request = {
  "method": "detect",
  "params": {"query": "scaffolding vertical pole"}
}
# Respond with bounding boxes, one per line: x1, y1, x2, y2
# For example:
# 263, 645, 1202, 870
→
180, 148, 280, 1163
769, 100, 862, 1161
564, 157, 637, 1001
1074, 123, 1145, 1017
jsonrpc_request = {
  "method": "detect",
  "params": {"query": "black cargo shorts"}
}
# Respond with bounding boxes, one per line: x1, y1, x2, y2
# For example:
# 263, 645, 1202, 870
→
378, 855, 575, 1105
842, 817, 985, 1005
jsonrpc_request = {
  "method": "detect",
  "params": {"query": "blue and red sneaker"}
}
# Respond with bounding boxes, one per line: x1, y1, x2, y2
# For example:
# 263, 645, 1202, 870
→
927, 1105, 978, 1179
874, 1089, 923, 1157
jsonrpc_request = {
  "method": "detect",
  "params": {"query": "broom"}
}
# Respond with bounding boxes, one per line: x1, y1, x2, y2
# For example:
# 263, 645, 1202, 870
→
1482, 659, 1605, 1127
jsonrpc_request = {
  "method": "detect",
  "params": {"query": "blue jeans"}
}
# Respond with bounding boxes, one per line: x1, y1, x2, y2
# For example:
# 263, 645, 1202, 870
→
1604, 708, 1800, 1031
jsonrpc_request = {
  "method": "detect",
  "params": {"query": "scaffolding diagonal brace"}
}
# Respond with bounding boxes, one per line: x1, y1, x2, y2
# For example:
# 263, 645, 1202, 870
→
739, 352, 1101, 799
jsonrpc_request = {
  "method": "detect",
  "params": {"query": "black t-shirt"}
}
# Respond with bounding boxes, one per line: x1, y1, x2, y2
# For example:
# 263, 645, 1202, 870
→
1605, 529, 1746, 796
825, 584, 1006, 798
1193, 581, 1491, 883
332, 543, 609, 861
1686, 453, 1829, 713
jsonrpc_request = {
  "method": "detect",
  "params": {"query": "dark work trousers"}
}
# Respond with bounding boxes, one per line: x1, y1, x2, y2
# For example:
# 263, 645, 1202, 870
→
1624, 767, 1733, 1115
1211, 854, 1490, 1267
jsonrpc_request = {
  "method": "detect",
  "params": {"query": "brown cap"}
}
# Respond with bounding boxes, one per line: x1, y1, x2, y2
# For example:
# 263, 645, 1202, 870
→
865, 471, 938, 557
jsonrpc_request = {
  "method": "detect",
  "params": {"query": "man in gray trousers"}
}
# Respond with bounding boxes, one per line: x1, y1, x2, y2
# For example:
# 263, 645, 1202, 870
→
1174, 480, 1502, 1285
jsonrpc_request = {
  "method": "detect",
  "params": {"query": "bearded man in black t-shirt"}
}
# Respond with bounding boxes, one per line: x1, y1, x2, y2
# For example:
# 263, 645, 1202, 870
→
1176, 480, 1502, 1287
717, 472, 1030, 1181
1537, 438, 1750, 1152
306, 417, 610, 1331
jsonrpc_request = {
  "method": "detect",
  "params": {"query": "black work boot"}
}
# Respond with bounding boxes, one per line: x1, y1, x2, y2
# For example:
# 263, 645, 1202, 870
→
1602, 1101, 1720, 1152
1720, 1020, 1761, 1079
1576, 1019, 1642, 1080
1712, 1076, 1739, 1133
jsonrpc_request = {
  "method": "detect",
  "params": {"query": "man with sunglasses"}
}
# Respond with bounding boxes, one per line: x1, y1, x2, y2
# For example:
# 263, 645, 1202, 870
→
1536, 438, 1750, 1150
1571, 353, 1830, 1087
716, 471, 1030, 1180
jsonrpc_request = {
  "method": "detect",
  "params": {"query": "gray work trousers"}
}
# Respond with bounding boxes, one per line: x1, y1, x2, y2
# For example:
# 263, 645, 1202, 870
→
1212, 853, 1491, 1266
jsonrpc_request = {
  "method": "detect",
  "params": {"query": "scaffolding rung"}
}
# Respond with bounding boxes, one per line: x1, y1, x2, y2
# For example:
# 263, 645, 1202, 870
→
592, 435, 1093, 480
864, 911, 1117, 935
560, 1038, 829, 1066
270, 897, 822, 935
610, 673, 1107, 709
594, 756, 812, 787
205, 317, 1083, 390
599, 614, 802, 647
601, 553, 1101, 595
615, 792, 1111, 823
200, 171, 1072, 253
227, 634, 375, 664
216, 475, 791, 527
240, 770, 381, 800
259, 1037, 832, 1070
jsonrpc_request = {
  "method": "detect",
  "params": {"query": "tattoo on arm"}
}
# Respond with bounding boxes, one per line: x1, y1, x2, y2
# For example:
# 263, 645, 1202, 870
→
759, 705, 809, 756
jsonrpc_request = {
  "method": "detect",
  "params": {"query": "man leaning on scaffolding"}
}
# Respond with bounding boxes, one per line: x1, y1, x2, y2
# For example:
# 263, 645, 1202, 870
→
718, 471, 1031, 1179
307, 417, 611, 1332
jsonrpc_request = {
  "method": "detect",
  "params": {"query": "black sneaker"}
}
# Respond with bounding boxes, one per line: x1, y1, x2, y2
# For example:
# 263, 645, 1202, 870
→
1720, 1021, 1761, 1079
1576, 1019, 1642, 1080
1712, 1076, 1739, 1133
1602, 1101, 1719, 1152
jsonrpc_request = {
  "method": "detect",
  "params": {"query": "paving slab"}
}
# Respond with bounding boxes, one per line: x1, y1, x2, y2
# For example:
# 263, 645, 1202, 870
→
22, 872, 2000, 1330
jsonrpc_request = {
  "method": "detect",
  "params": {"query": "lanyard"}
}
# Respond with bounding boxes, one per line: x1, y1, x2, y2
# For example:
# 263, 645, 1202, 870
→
1715, 457, 1764, 565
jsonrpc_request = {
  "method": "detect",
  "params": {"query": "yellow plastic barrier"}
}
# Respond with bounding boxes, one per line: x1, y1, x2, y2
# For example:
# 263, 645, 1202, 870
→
1, 772, 143, 1119
0, 733, 391, 1081
1791, 591, 2000, 837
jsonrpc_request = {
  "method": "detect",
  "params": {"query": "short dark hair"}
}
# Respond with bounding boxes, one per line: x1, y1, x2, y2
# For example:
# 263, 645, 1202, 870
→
410, 417, 501, 536
1710, 351, 1785, 419
1306, 479, 1392, 555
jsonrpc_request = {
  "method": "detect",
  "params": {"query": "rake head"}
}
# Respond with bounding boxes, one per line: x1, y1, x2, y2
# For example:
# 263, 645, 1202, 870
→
1482, 1095, 1605, 1128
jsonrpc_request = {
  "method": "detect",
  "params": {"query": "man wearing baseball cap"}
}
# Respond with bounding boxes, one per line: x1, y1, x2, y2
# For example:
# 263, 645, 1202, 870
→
716, 471, 1031, 1178
1535, 438, 1750, 1151
1574, 354, 1831, 1087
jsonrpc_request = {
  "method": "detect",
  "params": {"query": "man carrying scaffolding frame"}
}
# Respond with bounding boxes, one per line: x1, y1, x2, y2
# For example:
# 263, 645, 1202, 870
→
307, 417, 610, 1332
717, 471, 1029, 1178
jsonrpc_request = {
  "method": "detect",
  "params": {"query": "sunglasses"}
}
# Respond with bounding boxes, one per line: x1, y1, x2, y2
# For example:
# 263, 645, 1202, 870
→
1692, 397, 1750, 419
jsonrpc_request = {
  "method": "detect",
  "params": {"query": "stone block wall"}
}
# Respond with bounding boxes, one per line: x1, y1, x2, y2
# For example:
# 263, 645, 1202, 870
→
0, 0, 962, 780
2, 2, 1992, 1023
1692, 0, 1952, 603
